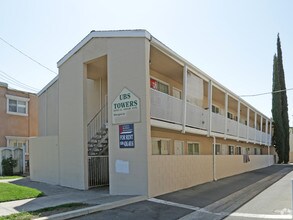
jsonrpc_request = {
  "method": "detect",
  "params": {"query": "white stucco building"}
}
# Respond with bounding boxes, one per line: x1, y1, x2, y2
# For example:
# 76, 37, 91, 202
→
30, 30, 275, 197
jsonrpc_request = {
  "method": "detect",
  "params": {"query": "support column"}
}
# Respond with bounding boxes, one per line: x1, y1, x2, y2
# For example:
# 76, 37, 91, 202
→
246, 107, 250, 142
269, 119, 272, 146
208, 80, 213, 137
260, 116, 263, 145
224, 93, 228, 139
182, 65, 187, 133
265, 118, 268, 145
237, 100, 240, 140
254, 113, 257, 144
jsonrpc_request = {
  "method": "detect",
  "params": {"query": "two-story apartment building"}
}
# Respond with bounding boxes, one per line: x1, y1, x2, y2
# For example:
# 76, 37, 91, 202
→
30, 30, 275, 197
0, 82, 38, 175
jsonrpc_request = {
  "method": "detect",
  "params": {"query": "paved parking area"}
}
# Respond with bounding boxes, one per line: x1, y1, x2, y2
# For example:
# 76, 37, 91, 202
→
71, 165, 293, 220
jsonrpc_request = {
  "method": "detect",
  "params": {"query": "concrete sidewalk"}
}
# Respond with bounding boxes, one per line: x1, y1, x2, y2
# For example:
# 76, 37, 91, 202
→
0, 178, 146, 218
226, 168, 293, 219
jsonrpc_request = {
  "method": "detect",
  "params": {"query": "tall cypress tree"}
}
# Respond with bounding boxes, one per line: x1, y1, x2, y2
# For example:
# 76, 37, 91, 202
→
272, 54, 284, 163
276, 34, 290, 163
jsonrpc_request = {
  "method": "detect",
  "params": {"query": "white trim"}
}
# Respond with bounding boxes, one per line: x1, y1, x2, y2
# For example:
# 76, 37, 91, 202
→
57, 30, 151, 67
37, 75, 59, 96
6, 95, 29, 116
5, 94, 30, 102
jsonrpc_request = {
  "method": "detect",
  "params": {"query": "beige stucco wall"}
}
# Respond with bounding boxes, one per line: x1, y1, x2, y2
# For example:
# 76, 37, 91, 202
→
216, 155, 274, 180
108, 38, 150, 195
30, 136, 59, 185
149, 154, 274, 197
38, 80, 59, 136
149, 155, 213, 197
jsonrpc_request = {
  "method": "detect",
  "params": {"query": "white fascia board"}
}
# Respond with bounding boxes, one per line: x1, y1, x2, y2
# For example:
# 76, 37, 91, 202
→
37, 75, 59, 97
150, 37, 271, 120
57, 30, 151, 68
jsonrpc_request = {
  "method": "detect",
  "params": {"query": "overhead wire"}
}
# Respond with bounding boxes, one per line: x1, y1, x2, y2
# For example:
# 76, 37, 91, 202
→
0, 36, 58, 75
0, 69, 39, 92
240, 88, 293, 97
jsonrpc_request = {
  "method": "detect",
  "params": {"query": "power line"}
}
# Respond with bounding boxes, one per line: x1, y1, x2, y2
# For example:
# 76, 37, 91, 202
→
240, 88, 293, 97
0, 36, 57, 75
0, 69, 39, 92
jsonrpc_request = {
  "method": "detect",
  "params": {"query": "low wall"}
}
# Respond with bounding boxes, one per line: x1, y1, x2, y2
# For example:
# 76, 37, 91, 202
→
30, 136, 59, 185
149, 155, 213, 197
149, 155, 274, 197
215, 155, 274, 180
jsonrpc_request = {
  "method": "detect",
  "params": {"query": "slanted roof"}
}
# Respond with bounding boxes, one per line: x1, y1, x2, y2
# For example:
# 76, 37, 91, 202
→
57, 30, 151, 67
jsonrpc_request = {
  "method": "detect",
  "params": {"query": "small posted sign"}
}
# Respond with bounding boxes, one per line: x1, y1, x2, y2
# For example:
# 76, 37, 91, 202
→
119, 124, 135, 148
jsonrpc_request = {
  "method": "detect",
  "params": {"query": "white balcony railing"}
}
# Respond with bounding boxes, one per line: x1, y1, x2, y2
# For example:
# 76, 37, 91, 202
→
211, 113, 225, 134
150, 89, 271, 145
227, 119, 237, 136
150, 89, 183, 124
186, 102, 208, 130
249, 127, 255, 141
239, 123, 247, 138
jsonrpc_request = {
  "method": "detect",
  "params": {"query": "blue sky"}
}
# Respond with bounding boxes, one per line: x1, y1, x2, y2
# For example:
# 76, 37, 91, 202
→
0, 0, 292, 125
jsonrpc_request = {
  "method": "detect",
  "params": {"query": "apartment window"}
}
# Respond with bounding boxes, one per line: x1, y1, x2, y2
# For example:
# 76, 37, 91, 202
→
235, 146, 242, 155
150, 78, 169, 94
254, 148, 257, 155
6, 95, 29, 116
174, 140, 184, 155
188, 143, 200, 155
228, 145, 235, 155
213, 144, 221, 155
212, 105, 220, 114
152, 138, 171, 155
227, 112, 233, 120
173, 88, 182, 99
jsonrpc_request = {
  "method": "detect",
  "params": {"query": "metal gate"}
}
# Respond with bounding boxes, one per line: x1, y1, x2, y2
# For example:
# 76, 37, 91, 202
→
88, 156, 109, 188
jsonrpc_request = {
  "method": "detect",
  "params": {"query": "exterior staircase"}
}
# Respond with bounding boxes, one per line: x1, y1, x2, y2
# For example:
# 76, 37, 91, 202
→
87, 104, 109, 187
88, 124, 108, 156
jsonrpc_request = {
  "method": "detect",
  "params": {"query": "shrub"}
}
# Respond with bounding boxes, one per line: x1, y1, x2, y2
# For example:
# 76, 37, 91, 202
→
1, 157, 17, 176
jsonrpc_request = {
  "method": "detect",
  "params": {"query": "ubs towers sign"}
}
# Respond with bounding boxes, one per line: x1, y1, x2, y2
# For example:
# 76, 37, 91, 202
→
112, 88, 141, 124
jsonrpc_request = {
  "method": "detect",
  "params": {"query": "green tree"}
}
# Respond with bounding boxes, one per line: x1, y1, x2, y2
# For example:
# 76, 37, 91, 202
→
272, 34, 289, 163
276, 34, 290, 163
272, 54, 284, 163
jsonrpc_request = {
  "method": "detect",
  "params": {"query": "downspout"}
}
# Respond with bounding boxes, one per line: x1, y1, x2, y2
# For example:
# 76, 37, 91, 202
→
213, 135, 217, 181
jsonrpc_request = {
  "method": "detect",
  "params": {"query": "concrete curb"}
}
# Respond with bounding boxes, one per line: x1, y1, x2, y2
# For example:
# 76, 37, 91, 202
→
35, 195, 148, 220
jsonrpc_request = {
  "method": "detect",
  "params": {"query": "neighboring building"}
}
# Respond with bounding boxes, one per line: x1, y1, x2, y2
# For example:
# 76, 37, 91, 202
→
0, 82, 38, 175
289, 127, 293, 163
30, 30, 274, 197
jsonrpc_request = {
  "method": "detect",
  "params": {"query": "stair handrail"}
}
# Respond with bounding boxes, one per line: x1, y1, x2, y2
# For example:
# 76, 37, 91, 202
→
87, 104, 107, 127
87, 103, 108, 143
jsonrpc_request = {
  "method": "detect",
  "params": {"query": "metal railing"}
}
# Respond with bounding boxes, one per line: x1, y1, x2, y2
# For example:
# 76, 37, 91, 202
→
87, 104, 107, 143
88, 156, 109, 188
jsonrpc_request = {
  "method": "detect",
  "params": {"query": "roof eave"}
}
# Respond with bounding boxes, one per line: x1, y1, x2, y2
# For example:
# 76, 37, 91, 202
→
57, 30, 151, 68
